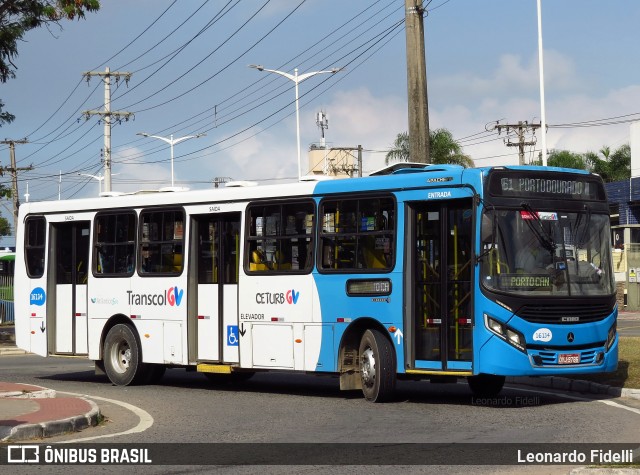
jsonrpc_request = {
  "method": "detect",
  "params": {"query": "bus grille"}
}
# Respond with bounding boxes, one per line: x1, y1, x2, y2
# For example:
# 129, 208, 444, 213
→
532, 348, 599, 365
517, 304, 611, 324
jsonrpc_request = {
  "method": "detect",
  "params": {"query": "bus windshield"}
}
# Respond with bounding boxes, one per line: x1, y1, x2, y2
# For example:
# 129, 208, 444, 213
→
480, 206, 614, 297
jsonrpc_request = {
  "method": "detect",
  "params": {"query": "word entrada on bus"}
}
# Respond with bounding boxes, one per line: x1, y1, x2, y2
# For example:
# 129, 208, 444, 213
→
14, 165, 618, 402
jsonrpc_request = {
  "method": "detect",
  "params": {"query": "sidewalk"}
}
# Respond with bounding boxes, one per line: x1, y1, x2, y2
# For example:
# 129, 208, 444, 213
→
0, 326, 101, 441
0, 382, 100, 441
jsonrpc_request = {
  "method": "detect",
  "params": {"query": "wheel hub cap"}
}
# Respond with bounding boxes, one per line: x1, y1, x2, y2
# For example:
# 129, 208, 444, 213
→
361, 347, 376, 387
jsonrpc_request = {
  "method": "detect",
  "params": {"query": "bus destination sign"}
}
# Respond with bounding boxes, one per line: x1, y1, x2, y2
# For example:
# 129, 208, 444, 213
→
488, 171, 605, 201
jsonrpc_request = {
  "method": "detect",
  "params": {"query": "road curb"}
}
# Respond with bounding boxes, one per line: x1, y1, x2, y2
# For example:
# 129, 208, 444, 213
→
0, 388, 56, 399
507, 376, 640, 400
1, 397, 101, 442
0, 347, 28, 356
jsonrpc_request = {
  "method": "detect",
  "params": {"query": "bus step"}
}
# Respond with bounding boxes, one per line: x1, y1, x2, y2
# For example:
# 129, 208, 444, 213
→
197, 363, 232, 374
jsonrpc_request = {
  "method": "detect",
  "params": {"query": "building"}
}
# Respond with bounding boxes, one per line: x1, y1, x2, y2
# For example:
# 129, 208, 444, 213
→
604, 121, 640, 309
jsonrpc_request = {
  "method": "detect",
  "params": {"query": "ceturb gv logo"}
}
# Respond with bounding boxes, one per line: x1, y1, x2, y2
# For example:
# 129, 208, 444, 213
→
286, 289, 299, 304
256, 289, 300, 305
127, 286, 184, 306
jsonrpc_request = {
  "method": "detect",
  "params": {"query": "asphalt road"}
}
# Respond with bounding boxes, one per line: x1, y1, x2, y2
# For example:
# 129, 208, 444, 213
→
618, 312, 640, 336
1, 354, 639, 474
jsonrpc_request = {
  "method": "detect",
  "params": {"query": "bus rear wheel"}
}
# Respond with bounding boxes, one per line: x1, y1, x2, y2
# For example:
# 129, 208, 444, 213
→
359, 329, 396, 402
103, 324, 146, 386
467, 374, 505, 398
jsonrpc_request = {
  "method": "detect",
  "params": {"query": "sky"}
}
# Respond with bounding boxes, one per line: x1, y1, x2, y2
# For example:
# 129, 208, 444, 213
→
2, 0, 640, 227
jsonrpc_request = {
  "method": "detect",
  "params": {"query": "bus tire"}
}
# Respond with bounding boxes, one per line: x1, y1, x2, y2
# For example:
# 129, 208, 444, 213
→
467, 374, 505, 398
359, 329, 396, 402
103, 324, 146, 386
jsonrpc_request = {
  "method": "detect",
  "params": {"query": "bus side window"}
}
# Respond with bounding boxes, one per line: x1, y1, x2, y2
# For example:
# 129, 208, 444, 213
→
138, 209, 184, 276
94, 212, 136, 277
246, 200, 315, 274
319, 196, 395, 272
25, 217, 46, 278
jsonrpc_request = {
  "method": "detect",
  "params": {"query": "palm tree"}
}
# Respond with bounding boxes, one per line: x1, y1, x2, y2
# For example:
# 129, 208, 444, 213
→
385, 132, 410, 164
585, 144, 630, 182
385, 128, 474, 167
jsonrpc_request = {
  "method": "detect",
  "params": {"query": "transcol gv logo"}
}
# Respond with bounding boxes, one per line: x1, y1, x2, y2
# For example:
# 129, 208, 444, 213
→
256, 289, 299, 305
127, 286, 184, 306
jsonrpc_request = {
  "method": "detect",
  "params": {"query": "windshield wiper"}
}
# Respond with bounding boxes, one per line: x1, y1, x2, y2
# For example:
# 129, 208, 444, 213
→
521, 202, 557, 253
577, 205, 591, 247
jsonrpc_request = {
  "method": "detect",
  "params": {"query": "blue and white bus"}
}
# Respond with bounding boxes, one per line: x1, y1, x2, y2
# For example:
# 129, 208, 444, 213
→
14, 164, 618, 402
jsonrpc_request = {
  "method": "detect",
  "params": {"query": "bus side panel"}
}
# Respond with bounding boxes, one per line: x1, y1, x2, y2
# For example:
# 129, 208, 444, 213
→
238, 274, 315, 370
128, 275, 188, 365
312, 270, 405, 373
15, 219, 48, 356
86, 276, 131, 360
17, 278, 49, 356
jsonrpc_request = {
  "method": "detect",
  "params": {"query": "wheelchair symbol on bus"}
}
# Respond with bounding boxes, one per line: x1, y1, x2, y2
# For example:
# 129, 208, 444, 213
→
227, 325, 239, 346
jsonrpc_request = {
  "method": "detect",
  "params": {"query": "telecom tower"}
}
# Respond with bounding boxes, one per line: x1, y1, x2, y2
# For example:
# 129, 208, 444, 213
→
316, 111, 329, 148
308, 111, 360, 178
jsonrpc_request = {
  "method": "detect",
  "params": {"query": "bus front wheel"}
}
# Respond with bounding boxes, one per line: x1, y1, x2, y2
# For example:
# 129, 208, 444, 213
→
359, 329, 396, 402
103, 324, 146, 386
467, 374, 505, 398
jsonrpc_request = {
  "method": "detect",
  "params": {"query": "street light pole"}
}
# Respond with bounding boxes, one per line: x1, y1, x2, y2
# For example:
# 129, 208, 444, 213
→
79, 173, 105, 196
536, 0, 548, 166
137, 132, 206, 187
248, 64, 341, 181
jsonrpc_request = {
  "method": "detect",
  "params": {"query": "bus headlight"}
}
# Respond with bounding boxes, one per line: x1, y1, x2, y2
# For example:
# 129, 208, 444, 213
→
506, 329, 525, 352
484, 314, 526, 353
606, 322, 617, 352
486, 316, 505, 336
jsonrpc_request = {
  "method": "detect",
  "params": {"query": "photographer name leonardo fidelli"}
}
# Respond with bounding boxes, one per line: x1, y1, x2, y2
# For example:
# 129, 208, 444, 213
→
472, 395, 541, 407
517, 449, 635, 464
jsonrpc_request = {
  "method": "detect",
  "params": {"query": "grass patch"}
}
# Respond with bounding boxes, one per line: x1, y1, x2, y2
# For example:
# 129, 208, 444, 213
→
569, 337, 640, 388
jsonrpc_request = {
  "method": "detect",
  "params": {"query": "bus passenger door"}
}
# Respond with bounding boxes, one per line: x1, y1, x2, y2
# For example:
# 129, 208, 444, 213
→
190, 213, 241, 363
407, 200, 473, 372
50, 221, 91, 355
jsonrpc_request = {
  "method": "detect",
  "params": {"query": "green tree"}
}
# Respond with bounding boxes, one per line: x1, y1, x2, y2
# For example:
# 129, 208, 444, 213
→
385, 128, 474, 168
585, 144, 630, 182
0, 181, 11, 236
384, 132, 410, 164
0, 216, 10, 236
539, 149, 588, 170
0, 0, 100, 126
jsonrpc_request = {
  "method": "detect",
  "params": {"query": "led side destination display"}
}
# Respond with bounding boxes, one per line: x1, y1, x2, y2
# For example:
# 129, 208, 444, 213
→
498, 274, 552, 291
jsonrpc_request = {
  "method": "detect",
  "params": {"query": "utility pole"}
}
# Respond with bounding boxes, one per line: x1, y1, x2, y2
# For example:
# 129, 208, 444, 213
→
405, 0, 430, 163
327, 146, 363, 177
0, 138, 33, 234
82, 67, 133, 193
492, 121, 542, 165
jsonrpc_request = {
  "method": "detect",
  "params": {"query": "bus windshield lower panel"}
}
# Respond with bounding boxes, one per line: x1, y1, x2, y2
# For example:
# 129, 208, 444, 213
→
480, 208, 614, 297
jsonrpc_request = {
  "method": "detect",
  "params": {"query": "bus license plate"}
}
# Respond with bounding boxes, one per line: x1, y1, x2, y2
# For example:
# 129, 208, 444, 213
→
559, 353, 580, 364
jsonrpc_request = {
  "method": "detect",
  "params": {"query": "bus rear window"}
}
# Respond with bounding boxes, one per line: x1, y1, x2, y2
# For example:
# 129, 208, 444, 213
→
25, 217, 46, 278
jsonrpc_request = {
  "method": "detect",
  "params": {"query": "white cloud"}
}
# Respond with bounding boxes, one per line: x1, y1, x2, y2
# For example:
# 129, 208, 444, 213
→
422, 49, 635, 167
318, 87, 407, 172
